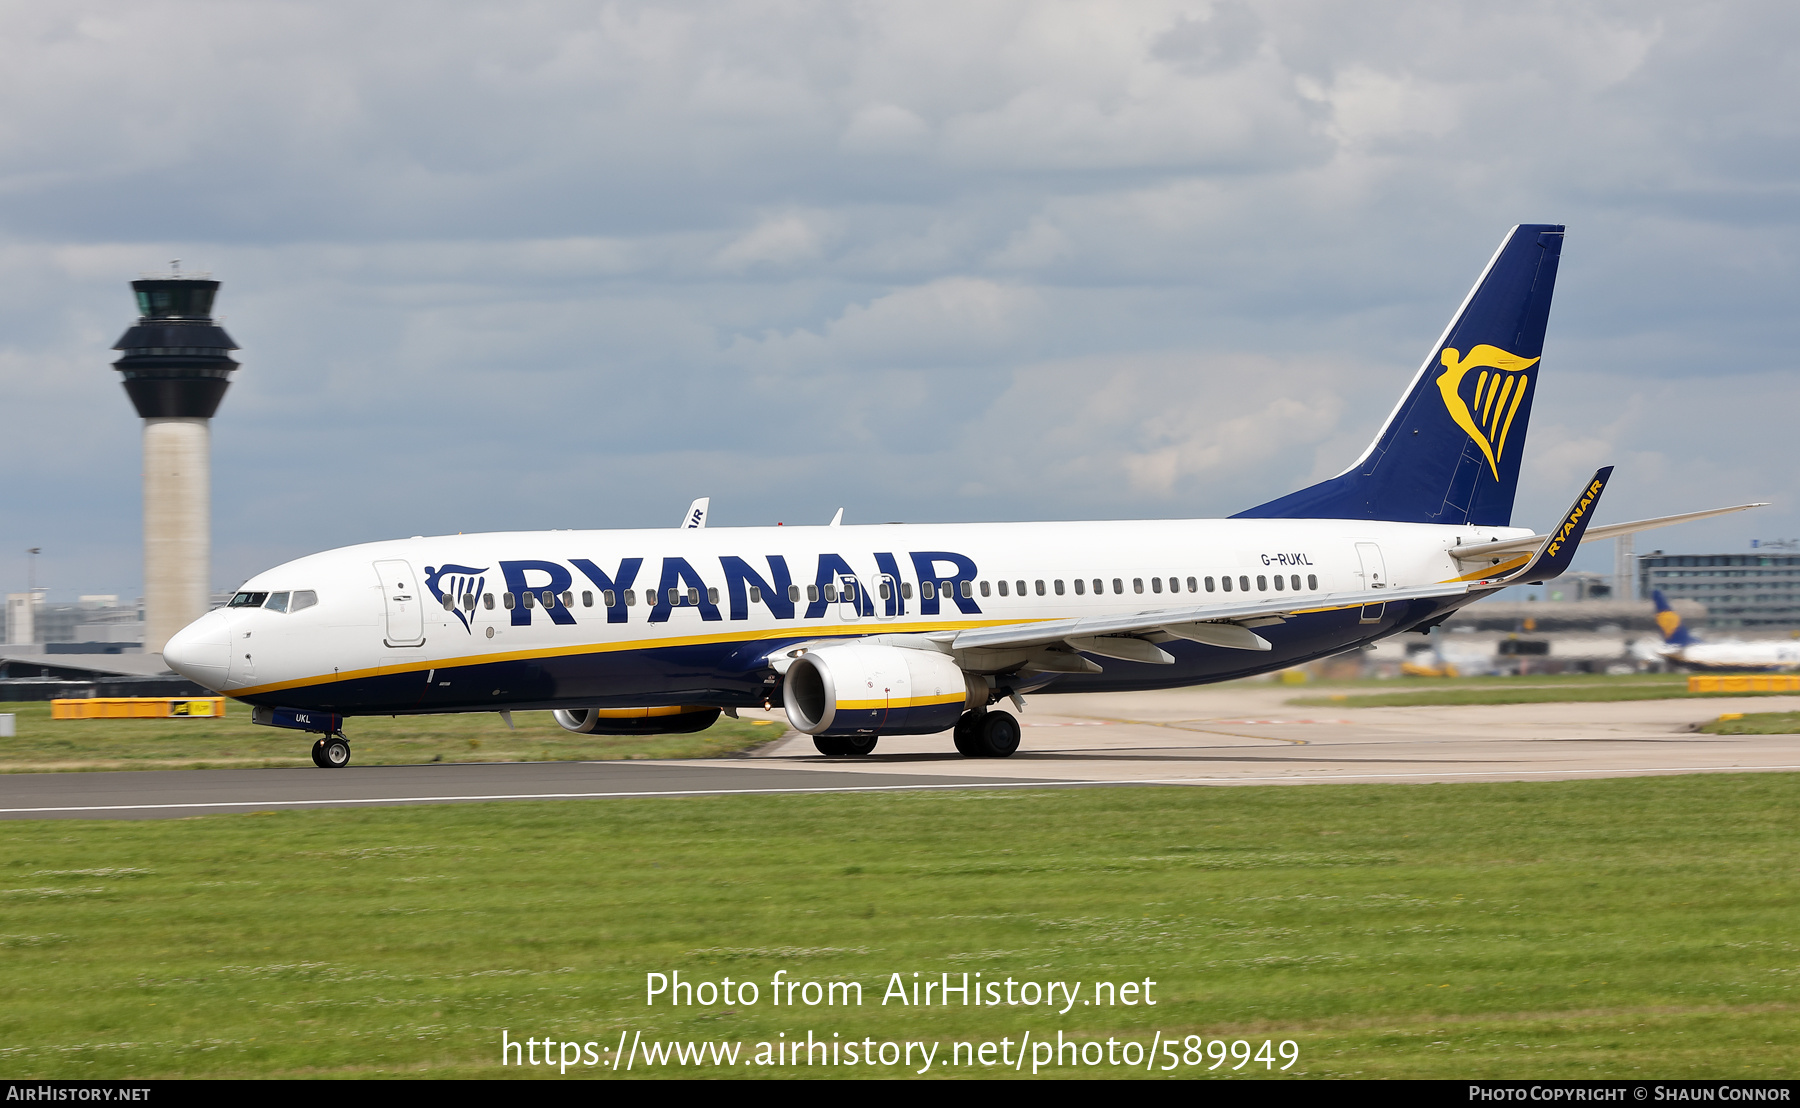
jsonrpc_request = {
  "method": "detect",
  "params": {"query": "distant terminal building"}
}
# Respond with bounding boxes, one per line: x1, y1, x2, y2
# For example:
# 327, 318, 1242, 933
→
1637, 551, 1800, 629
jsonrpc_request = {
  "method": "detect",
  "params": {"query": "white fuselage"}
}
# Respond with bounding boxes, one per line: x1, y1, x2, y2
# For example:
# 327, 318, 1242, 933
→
163, 516, 1528, 714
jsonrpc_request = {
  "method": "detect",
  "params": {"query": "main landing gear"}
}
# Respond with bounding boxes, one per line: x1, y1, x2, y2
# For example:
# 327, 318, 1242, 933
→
310, 734, 351, 769
813, 735, 879, 756
953, 710, 1020, 758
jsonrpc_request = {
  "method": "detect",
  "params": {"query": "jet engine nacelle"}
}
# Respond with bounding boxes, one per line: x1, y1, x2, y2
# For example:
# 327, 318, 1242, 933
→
552, 706, 721, 735
783, 643, 978, 737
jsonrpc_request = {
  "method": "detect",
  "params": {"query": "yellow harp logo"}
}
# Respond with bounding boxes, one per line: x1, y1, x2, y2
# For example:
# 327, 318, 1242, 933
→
1435, 345, 1541, 480
1656, 609, 1682, 638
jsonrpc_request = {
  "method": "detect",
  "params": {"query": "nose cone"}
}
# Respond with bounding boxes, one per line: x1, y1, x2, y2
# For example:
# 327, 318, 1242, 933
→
162, 610, 230, 690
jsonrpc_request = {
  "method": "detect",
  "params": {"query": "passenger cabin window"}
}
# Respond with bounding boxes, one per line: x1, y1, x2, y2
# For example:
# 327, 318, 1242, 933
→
998, 580, 1009, 597
708, 587, 719, 605
1239, 576, 1250, 591
1074, 579, 1085, 595
921, 582, 935, 600
1093, 579, 1103, 595
1151, 578, 1162, 593
1205, 576, 1215, 592
1133, 578, 1144, 594
1221, 576, 1232, 592
562, 591, 574, 607
749, 586, 763, 603
1308, 574, 1318, 590
960, 581, 972, 598
823, 583, 838, 602
228, 591, 268, 608
1257, 575, 1268, 591
523, 591, 536, 609
291, 590, 318, 612
483, 593, 495, 610
1272, 575, 1283, 591
1112, 578, 1123, 594
1034, 580, 1045, 596
624, 590, 637, 607
980, 581, 991, 597
503, 593, 516, 609
843, 583, 856, 602
441, 594, 455, 612
582, 591, 593, 607
1187, 577, 1197, 592
788, 585, 802, 602
879, 582, 891, 600
543, 590, 556, 607
902, 583, 913, 600
688, 588, 701, 605
643, 589, 656, 605
1290, 575, 1301, 591
603, 590, 616, 607
1054, 580, 1064, 595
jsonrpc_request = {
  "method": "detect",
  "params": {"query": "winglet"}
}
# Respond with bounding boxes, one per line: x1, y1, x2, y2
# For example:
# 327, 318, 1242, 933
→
681, 498, 709, 529
1492, 466, 1612, 585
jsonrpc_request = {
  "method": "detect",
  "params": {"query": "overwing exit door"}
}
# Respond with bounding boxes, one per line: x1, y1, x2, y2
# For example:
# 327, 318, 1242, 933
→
1355, 543, 1387, 624
374, 559, 425, 645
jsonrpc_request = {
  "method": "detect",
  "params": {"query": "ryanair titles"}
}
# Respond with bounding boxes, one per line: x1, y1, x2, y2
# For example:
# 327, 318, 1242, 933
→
424, 551, 980, 633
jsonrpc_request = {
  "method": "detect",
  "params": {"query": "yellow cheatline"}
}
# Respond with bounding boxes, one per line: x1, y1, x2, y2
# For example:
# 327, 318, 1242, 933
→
227, 616, 1044, 698
835, 692, 966, 710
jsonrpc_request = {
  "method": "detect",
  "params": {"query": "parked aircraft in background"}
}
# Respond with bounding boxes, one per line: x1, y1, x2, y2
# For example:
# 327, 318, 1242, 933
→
1641, 589, 1800, 672
162, 224, 1761, 767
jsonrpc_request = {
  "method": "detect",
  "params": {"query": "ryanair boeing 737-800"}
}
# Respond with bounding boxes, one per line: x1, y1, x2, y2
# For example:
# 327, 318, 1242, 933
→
160, 225, 1762, 767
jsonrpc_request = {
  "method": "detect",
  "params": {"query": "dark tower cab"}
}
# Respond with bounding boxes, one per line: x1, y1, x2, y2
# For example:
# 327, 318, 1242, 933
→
112, 278, 239, 418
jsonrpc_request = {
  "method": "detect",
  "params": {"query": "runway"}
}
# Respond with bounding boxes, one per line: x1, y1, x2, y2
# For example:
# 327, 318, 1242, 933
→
3, 684, 1797, 819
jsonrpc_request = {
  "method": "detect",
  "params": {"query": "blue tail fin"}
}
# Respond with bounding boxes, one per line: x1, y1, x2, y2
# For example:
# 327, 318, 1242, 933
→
1236, 224, 1565, 526
1651, 589, 1696, 646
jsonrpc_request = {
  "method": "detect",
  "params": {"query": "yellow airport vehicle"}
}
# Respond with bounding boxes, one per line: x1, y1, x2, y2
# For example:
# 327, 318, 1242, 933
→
51, 697, 227, 720
1686, 674, 1800, 694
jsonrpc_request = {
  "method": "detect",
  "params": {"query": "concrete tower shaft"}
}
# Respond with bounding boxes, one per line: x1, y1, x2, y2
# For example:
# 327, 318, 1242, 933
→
113, 277, 239, 655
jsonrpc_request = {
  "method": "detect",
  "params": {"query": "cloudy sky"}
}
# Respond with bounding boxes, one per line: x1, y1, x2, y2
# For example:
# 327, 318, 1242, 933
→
3, 1, 1798, 599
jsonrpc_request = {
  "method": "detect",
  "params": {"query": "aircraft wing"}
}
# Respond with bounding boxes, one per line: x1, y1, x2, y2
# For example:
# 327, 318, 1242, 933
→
948, 580, 1476, 656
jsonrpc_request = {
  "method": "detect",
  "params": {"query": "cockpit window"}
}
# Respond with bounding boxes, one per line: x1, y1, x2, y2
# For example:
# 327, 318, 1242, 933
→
290, 590, 318, 612
264, 592, 290, 613
228, 592, 268, 608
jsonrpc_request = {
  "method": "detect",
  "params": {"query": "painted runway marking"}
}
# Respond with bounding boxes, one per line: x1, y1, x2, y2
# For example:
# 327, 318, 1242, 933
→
3, 763, 1799, 815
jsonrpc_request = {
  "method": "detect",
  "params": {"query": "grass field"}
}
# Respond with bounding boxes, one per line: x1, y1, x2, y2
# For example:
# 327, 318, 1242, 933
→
1, 773, 1794, 1079
0, 701, 783, 772
1702, 711, 1800, 735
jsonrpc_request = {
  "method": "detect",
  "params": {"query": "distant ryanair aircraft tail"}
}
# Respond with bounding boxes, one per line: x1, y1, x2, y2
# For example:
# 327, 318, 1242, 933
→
1651, 589, 1696, 647
1235, 224, 1565, 527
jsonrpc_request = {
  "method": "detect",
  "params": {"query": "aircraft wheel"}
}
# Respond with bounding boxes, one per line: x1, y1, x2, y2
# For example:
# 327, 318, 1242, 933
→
975, 712, 1020, 758
840, 735, 878, 756
320, 736, 351, 768
953, 712, 982, 757
812, 735, 847, 756
310, 739, 329, 768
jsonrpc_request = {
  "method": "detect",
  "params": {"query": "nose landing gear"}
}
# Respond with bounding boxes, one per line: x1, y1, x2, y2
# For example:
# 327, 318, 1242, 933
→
310, 734, 351, 768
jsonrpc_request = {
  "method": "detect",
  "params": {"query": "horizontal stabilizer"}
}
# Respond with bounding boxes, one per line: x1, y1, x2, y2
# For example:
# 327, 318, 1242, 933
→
1451, 501, 1766, 560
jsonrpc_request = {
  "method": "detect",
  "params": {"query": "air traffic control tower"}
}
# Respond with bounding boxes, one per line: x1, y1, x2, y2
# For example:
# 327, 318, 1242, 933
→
112, 275, 239, 656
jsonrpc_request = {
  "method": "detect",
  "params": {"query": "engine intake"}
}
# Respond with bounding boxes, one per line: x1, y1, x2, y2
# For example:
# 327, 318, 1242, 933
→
783, 643, 978, 737
552, 706, 721, 735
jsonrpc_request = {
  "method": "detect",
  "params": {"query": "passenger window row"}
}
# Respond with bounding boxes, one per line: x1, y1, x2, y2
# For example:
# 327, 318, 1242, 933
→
440, 573, 1325, 618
